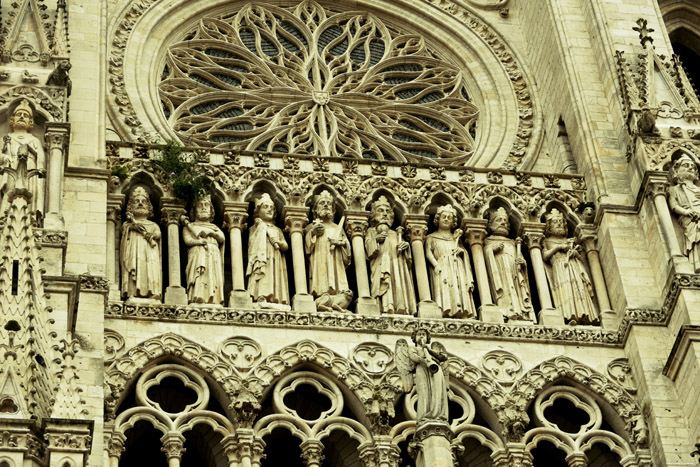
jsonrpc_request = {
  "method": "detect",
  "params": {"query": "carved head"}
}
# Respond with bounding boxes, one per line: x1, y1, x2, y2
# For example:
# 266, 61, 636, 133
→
313, 190, 335, 221
411, 327, 431, 345
433, 204, 458, 230
488, 207, 510, 236
193, 194, 215, 222
544, 209, 567, 237
370, 196, 394, 227
671, 154, 699, 183
254, 193, 276, 222
126, 186, 154, 220
10, 99, 34, 132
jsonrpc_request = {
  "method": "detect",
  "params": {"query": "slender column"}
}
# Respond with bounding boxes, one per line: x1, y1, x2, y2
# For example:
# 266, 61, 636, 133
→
161, 432, 186, 467
411, 422, 453, 467
43, 122, 69, 229
107, 195, 124, 301
464, 220, 502, 323
301, 440, 325, 467
224, 202, 253, 308
521, 222, 564, 325
405, 214, 440, 318
346, 211, 380, 315
161, 200, 187, 304
646, 179, 683, 258
237, 430, 265, 467
578, 226, 615, 329
107, 434, 126, 467
283, 206, 316, 312
222, 435, 240, 467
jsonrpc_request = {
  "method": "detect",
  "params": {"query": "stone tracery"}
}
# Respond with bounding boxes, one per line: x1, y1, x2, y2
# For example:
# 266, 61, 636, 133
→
158, 1, 478, 164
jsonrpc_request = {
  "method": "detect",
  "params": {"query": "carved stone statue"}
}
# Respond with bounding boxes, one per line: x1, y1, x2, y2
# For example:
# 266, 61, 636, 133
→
305, 190, 352, 311
183, 195, 226, 305
484, 207, 534, 321
543, 209, 599, 325
425, 204, 476, 318
395, 329, 449, 424
669, 155, 700, 273
120, 187, 162, 301
0, 99, 45, 219
247, 193, 290, 307
365, 196, 416, 315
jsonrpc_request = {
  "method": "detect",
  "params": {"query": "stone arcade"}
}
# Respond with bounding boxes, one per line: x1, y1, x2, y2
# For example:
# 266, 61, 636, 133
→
0, 0, 698, 465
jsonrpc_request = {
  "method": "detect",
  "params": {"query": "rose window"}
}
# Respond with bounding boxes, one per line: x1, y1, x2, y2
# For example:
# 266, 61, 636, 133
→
159, 0, 479, 164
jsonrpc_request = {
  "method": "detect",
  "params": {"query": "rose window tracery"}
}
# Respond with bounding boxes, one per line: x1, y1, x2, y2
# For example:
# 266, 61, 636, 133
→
159, 1, 479, 163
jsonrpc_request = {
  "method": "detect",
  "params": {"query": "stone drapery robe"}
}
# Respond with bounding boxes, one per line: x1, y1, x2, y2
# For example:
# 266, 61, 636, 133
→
408, 343, 449, 423
184, 221, 225, 304
425, 232, 476, 318
305, 221, 351, 297
120, 219, 162, 300
365, 225, 416, 315
0, 132, 45, 216
246, 219, 289, 305
544, 237, 598, 325
669, 181, 700, 270
484, 236, 534, 321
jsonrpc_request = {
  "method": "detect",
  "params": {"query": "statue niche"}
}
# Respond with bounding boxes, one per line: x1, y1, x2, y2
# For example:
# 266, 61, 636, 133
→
484, 207, 534, 322
183, 195, 226, 305
120, 187, 162, 302
668, 154, 700, 273
542, 209, 599, 325
247, 193, 290, 308
425, 204, 476, 319
305, 190, 352, 312
0, 99, 46, 220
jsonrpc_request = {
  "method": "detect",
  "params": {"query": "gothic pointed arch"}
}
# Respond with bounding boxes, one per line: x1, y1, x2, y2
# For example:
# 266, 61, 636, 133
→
104, 333, 242, 420
508, 356, 648, 448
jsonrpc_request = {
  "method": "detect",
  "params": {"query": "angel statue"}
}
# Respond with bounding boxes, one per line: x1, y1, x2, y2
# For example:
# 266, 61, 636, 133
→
395, 328, 449, 424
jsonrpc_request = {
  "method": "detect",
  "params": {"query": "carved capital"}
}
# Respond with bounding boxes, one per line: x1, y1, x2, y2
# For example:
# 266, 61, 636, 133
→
222, 202, 249, 231
565, 453, 588, 467
283, 206, 310, 234
645, 178, 669, 199
404, 214, 429, 243
345, 212, 369, 239
161, 206, 185, 226
300, 440, 325, 466
107, 433, 126, 458
576, 225, 598, 253
463, 219, 488, 246
107, 204, 121, 224
221, 435, 239, 463
359, 440, 400, 467
44, 122, 70, 150
519, 222, 546, 250
160, 433, 186, 460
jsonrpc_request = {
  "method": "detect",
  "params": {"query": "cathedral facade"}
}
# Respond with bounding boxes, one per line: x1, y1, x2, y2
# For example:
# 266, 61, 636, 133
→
0, 0, 698, 465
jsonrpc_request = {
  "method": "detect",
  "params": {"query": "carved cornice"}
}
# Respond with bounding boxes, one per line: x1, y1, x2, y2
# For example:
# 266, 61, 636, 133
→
106, 302, 620, 345
79, 274, 109, 293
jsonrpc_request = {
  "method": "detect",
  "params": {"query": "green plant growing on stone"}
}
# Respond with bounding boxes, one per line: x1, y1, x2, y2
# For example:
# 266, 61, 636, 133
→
154, 140, 210, 204
110, 165, 130, 181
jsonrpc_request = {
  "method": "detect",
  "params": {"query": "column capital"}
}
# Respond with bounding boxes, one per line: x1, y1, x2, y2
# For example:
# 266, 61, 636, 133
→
463, 219, 488, 246
283, 205, 310, 234
520, 222, 546, 249
107, 433, 126, 458
300, 439, 325, 466
44, 122, 70, 148
644, 174, 670, 199
575, 224, 598, 252
160, 432, 186, 460
358, 439, 400, 467
221, 435, 239, 464
565, 452, 588, 467
223, 201, 249, 231
404, 214, 429, 242
107, 204, 121, 224
161, 200, 186, 226
345, 210, 370, 239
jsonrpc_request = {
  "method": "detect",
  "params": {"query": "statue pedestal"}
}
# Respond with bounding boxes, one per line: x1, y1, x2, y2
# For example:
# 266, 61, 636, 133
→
600, 309, 617, 330
417, 300, 441, 319
411, 422, 453, 467
228, 290, 253, 309
293, 293, 317, 312
164, 285, 188, 305
44, 212, 64, 230
479, 304, 504, 323
355, 296, 380, 315
537, 307, 565, 326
